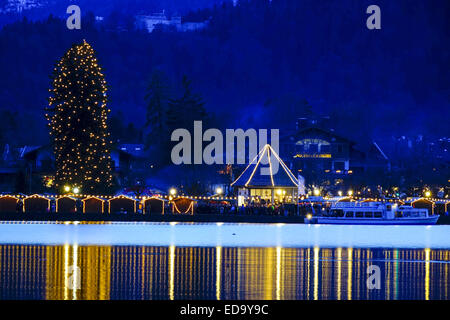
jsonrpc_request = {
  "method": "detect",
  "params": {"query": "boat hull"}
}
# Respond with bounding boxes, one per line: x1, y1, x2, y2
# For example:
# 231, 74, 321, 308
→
306, 216, 440, 225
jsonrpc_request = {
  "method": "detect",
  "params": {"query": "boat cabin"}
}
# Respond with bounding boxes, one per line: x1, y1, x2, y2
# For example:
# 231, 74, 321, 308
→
327, 202, 430, 219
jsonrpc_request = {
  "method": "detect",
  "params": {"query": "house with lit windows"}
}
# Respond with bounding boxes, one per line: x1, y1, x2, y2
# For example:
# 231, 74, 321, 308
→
280, 116, 390, 187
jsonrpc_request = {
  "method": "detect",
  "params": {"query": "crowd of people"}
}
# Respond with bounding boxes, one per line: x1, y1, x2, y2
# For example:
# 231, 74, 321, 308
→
196, 199, 312, 216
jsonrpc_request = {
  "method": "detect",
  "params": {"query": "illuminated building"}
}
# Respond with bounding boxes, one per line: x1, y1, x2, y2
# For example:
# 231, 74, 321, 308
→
281, 115, 390, 187
231, 144, 299, 203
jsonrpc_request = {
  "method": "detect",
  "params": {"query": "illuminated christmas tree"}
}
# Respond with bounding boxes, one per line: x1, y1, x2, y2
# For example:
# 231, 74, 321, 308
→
46, 40, 113, 194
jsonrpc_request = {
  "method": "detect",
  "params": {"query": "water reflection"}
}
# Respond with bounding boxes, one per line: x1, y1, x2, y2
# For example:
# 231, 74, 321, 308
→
0, 245, 448, 300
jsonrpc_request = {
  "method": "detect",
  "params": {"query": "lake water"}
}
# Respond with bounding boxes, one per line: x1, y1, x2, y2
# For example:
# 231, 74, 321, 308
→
0, 222, 448, 300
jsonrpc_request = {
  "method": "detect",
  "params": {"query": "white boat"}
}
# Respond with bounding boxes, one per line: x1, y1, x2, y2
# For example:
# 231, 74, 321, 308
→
304, 202, 439, 225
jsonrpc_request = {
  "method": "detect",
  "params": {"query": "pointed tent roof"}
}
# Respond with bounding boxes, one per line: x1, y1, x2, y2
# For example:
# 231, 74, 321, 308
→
231, 145, 299, 188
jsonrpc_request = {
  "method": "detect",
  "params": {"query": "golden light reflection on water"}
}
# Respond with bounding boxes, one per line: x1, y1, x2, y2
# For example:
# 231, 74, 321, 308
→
0, 245, 448, 300
336, 247, 342, 300
216, 246, 222, 300
347, 248, 352, 300
425, 248, 430, 300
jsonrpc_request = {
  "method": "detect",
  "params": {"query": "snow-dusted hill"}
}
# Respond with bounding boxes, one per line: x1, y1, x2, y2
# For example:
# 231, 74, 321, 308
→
0, 0, 46, 13
0, 0, 224, 16
0, 0, 224, 29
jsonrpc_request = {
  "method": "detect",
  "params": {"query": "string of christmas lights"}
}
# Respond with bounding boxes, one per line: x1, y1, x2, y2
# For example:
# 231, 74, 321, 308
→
46, 40, 113, 194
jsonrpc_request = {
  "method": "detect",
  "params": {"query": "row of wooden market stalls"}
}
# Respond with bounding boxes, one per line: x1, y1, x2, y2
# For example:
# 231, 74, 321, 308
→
0, 193, 447, 216
0, 194, 196, 215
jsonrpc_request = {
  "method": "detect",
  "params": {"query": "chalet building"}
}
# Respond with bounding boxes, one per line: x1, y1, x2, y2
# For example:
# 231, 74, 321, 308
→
111, 143, 147, 186
280, 116, 390, 186
0, 145, 54, 193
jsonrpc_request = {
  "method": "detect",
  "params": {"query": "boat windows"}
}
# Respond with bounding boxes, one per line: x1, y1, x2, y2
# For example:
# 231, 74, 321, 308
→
355, 211, 363, 218
345, 211, 354, 218
374, 212, 382, 218
364, 212, 373, 218
396, 211, 403, 218
330, 209, 344, 217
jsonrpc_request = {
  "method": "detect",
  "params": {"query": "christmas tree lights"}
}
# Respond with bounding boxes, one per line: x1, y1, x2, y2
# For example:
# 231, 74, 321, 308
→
46, 40, 113, 194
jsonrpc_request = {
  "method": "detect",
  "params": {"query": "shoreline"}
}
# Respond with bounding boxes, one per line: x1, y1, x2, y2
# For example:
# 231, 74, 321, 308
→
0, 212, 305, 224
0, 212, 448, 224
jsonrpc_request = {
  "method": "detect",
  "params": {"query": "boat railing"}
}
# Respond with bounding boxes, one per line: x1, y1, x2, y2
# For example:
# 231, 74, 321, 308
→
334, 202, 382, 208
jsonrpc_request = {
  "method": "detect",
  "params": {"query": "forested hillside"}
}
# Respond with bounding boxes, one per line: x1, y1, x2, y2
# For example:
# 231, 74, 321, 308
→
0, 0, 448, 147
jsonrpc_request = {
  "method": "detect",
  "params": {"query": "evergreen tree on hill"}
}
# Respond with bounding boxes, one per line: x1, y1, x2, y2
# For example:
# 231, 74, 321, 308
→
145, 69, 171, 146
166, 75, 207, 133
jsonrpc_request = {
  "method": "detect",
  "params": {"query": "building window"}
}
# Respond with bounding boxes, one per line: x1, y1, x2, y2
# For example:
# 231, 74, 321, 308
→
321, 145, 331, 153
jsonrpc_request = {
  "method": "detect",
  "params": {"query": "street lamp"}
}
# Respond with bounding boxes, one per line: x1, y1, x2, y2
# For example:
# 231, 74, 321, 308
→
64, 185, 71, 193
338, 190, 343, 196
348, 190, 353, 196
424, 190, 431, 198
216, 187, 223, 195
169, 188, 177, 196
313, 189, 320, 196
73, 187, 80, 194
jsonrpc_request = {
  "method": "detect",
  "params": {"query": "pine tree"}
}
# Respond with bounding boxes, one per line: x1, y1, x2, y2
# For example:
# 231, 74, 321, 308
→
145, 69, 171, 150
166, 75, 207, 132
46, 40, 113, 194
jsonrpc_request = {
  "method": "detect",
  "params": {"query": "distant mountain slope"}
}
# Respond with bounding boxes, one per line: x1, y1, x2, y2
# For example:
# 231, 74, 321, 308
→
0, 0, 448, 146
0, 0, 225, 22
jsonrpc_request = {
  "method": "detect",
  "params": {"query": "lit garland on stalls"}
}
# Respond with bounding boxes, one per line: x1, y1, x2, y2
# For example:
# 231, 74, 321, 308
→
46, 40, 113, 194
